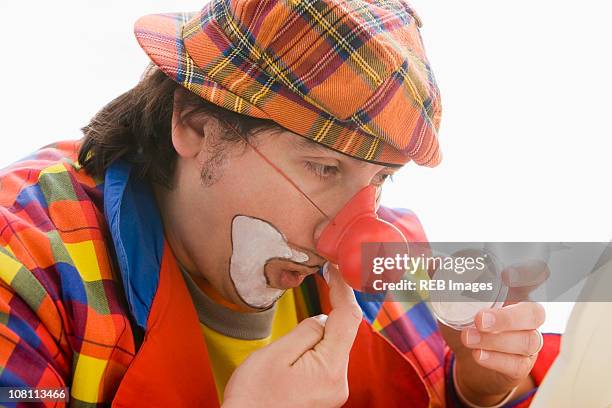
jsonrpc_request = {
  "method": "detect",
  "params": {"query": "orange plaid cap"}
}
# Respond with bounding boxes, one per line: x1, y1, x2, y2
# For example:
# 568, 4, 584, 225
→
134, 0, 442, 166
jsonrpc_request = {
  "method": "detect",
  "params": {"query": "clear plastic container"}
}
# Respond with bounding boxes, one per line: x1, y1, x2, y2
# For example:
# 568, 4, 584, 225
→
428, 248, 508, 330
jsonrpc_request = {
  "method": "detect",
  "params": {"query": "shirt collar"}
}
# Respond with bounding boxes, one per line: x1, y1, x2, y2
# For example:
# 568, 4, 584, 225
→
103, 160, 164, 329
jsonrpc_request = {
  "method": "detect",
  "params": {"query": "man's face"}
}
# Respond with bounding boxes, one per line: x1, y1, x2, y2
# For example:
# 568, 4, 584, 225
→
156, 108, 399, 311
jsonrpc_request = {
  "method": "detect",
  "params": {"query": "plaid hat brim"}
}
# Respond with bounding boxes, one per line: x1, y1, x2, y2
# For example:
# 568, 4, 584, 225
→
134, 4, 441, 167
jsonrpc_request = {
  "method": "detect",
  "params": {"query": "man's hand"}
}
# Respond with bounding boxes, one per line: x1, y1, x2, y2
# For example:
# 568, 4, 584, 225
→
222, 263, 363, 408
440, 260, 549, 406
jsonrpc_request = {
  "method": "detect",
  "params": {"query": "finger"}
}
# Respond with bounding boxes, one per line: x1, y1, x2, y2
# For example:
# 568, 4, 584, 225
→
501, 260, 550, 304
472, 349, 538, 381
318, 263, 363, 359
475, 302, 546, 333
267, 314, 328, 365
323, 262, 361, 311
461, 328, 543, 357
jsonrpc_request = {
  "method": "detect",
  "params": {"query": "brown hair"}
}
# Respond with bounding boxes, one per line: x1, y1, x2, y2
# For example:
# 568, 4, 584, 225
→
78, 65, 280, 189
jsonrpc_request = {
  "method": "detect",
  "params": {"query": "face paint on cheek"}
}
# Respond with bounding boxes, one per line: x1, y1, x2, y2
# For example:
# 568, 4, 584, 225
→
229, 215, 309, 309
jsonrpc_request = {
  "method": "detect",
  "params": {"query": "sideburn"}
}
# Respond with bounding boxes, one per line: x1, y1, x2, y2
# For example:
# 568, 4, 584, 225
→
196, 121, 281, 187
199, 137, 229, 187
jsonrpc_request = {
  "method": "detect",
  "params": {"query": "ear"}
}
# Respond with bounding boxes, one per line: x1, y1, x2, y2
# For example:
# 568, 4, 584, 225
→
171, 89, 208, 158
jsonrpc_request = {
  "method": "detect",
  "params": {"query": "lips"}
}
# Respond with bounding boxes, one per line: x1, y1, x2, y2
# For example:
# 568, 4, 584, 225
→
264, 258, 320, 290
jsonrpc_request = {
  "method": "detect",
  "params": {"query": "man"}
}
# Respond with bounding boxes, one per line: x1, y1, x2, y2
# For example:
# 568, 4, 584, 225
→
0, 0, 559, 406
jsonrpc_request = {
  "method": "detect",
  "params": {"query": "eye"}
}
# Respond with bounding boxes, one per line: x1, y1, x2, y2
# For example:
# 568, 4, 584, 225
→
372, 173, 394, 186
304, 161, 340, 180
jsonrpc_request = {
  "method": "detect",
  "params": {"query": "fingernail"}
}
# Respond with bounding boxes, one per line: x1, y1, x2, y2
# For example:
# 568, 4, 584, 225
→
478, 350, 490, 361
322, 262, 331, 283
481, 312, 496, 329
465, 329, 481, 345
313, 314, 328, 326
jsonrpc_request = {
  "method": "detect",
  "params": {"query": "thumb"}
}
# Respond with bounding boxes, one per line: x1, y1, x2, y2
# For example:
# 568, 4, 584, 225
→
318, 263, 363, 359
266, 314, 328, 365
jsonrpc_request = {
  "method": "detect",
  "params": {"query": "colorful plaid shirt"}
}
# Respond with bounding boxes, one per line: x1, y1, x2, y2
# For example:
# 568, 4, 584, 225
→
0, 141, 560, 407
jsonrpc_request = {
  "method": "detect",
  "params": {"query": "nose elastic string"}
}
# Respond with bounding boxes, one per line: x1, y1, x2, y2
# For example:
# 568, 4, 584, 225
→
222, 121, 332, 222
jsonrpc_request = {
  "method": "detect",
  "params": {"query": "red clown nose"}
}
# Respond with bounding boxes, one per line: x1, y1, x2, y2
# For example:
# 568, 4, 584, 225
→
315, 185, 409, 291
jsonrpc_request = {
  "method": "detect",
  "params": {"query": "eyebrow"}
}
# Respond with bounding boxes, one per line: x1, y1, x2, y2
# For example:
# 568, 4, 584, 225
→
295, 136, 334, 155
295, 136, 399, 171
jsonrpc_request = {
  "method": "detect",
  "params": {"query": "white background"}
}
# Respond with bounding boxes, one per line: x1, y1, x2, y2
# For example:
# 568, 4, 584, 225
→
1, 1, 610, 333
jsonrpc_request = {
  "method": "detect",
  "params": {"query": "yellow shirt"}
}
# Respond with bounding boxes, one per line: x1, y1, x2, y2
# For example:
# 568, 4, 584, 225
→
200, 290, 298, 402
180, 266, 299, 403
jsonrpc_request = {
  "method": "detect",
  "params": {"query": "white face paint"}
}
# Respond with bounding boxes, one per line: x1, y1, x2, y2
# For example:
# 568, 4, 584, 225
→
229, 215, 309, 309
